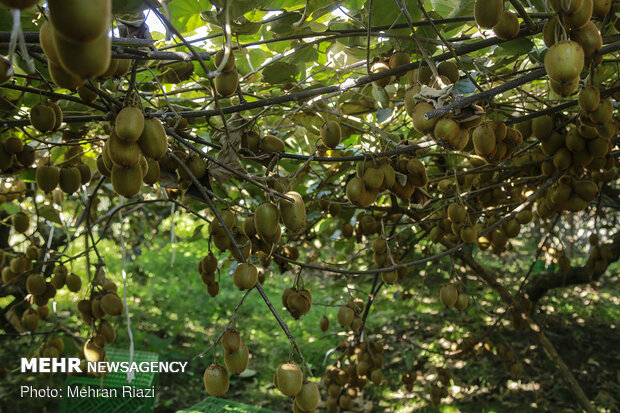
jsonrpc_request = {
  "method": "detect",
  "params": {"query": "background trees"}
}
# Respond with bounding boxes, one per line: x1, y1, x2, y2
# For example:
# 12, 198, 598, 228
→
0, 0, 619, 411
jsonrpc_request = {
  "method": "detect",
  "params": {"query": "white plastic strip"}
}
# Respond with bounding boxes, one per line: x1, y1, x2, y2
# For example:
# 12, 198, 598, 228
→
118, 197, 135, 382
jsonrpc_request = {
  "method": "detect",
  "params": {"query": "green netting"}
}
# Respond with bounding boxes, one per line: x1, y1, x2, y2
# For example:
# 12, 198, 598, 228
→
59, 347, 159, 413
177, 397, 277, 413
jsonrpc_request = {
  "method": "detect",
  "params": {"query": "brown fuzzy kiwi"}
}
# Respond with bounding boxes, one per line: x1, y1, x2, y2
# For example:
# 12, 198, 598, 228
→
52, 30, 111, 78
215, 69, 238, 97
437, 61, 459, 84
233, 263, 258, 290
563, 0, 593, 28
114, 58, 132, 77
493, 11, 520, 40
4, 136, 23, 154
475, 0, 503, 29
115, 107, 144, 142
100, 293, 123, 315
439, 284, 458, 307
108, 131, 140, 167
320, 120, 341, 149
346, 177, 364, 204
261, 135, 285, 153
276, 362, 303, 397
447, 203, 466, 223
224, 341, 249, 374
410, 102, 439, 133
388, 51, 410, 69
12, 212, 29, 233
254, 202, 279, 238
49, 0, 110, 43
543, 15, 562, 48
65, 273, 82, 292
39, 20, 61, 66
531, 115, 553, 140
433, 118, 461, 144
78, 83, 99, 103
295, 381, 320, 411
550, 0, 584, 13
578, 85, 600, 112
550, 77, 579, 97
214, 50, 236, 72
472, 123, 496, 156
26, 273, 46, 296
111, 164, 142, 197
76, 163, 91, 185
544, 40, 584, 83
58, 166, 82, 194
203, 362, 229, 397
30, 103, 56, 133
588, 98, 613, 123
222, 331, 241, 353
337, 306, 354, 327
21, 308, 39, 332
138, 118, 168, 160
142, 159, 160, 185
280, 191, 306, 232
371, 62, 391, 87
16, 145, 35, 167
570, 21, 602, 57
48, 61, 85, 90
592, 0, 612, 17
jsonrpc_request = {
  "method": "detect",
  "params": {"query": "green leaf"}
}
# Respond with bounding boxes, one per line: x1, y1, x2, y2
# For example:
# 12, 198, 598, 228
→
0, 203, 20, 215
38, 205, 62, 225
493, 38, 534, 57
169, 0, 211, 34
262, 62, 299, 84
376, 108, 392, 123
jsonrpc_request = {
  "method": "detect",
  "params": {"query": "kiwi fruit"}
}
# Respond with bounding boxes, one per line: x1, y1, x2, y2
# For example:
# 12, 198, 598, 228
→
53, 30, 111, 78
222, 331, 241, 353
3, 136, 22, 155
114, 58, 132, 77
346, 177, 364, 204
21, 308, 39, 332
382, 270, 398, 284
447, 203, 466, 223
49, 0, 110, 43
203, 362, 229, 397
280, 191, 306, 232
433, 117, 461, 145
592, 0, 611, 17
15, 145, 34, 168
241, 130, 260, 153
100, 293, 123, 315
59, 166, 82, 194
115, 107, 144, 142
437, 61, 459, 84
76, 163, 91, 185
48, 62, 85, 90
588, 98, 613, 123
66, 273, 82, 292
30, 103, 56, 132
295, 381, 320, 411
78, 83, 99, 103
320, 120, 341, 149
578, 85, 600, 112
138, 118, 168, 159
26, 273, 46, 296
12, 212, 29, 233
224, 341, 249, 374
108, 131, 140, 167
214, 50, 236, 72
39, 20, 61, 66
363, 167, 384, 191
276, 362, 303, 397
261, 135, 285, 153
440, 284, 458, 307
111, 164, 142, 197
543, 15, 562, 48
410, 102, 438, 133
570, 22, 602, 57
254, 202, 279, 238
544, 41, 584, 83
371, 62, 391, 87
472, 123, 496, 156
142, 159, 160, 185
550, 77, 579, 97
460, 226, 478, 243
207, 282, 220, 297
215, 69, 238, 97
564, 0, 593, 28
475, 0, 503, 29
26, 245, 40, 260
233, 263, 258, 290
389, 51, 410, 69
550, 0, 584, 13
531, 115, 553, 140
0, 0, 39, 9
493, 11, 519, 40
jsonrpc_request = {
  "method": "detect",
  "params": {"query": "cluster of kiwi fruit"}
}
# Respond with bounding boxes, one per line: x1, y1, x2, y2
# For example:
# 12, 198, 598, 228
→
474, 0, 520, 40
98, 106, 168, 197
157, 60, 194, 84
197, 252, 220, 297
585, 234, 614, 272
203, 330, 250, 397
38, 0, 114, 90
439, 284, 469, 310
369, 50, 411, 88
240, 129, 286, 156
401, 367, 418, 392
322, 339, 385, 411
203, 331, 252, 397
282, 286, 312, 319
213, 50, 238, 98
29, 101, 63, 133
81, 318, 117, 371
76, 277, 123, 326
336, 298, 365, 331
370, 237, 408, 284
459, 336, 523, 377
35, 151, 91, 196
428, 202, 479, 246
271, 361, 320, 412
0, 134, 35, 173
